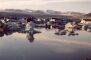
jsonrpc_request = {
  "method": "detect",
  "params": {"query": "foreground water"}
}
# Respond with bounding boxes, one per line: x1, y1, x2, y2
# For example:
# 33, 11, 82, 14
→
0, 29, 91, 60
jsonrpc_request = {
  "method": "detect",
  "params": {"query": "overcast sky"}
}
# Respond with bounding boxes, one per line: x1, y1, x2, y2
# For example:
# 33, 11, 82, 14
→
0, 0, 91, 13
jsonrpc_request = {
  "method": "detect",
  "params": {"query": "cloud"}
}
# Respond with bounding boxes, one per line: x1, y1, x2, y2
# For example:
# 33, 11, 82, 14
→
0, 0, 91, 2
0, 0, 47, 7
0, 0, 91, 13
0, 0, 47, 10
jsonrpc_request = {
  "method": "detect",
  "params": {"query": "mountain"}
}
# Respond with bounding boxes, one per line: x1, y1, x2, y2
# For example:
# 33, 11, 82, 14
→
0, 9, 86, 19
0, 9, 85, 16
46, 10, 61, 15
0, 9, 68, 19
85, 13, 91, 16
62, 12, 85, 16
4, 9, 31, 14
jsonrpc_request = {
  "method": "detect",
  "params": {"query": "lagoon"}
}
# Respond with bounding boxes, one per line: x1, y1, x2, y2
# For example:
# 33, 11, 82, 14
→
0, 29, 91, 60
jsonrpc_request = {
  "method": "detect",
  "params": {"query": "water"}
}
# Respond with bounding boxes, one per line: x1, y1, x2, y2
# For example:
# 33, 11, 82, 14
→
0, 28, 91, 60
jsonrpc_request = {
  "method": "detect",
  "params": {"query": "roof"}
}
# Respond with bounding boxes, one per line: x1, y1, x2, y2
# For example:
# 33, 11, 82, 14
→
83, 19, 91, 21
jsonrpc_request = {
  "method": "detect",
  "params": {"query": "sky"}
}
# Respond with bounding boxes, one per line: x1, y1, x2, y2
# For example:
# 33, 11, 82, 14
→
0, 0, 91, 13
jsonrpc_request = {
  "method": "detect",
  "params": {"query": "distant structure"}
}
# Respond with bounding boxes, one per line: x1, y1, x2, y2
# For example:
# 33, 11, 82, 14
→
65, 22, 76, 32
80, 18, 91, 24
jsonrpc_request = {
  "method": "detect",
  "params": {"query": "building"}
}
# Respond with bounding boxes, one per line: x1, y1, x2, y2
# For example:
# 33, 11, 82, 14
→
80, 18, 91, 24
65, 22, 76, 32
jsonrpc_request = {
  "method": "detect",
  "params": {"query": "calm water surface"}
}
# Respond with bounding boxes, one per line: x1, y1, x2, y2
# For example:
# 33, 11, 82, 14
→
0, 29, 91, 60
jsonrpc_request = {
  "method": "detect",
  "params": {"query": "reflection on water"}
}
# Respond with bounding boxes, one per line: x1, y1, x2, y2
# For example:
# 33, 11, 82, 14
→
26, 32, 34, 43
0, 28, 91, 60
55, 29, 79, 36
68, 31, 79, 36
0, 31, 4, 37
0, 31, 13, 37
